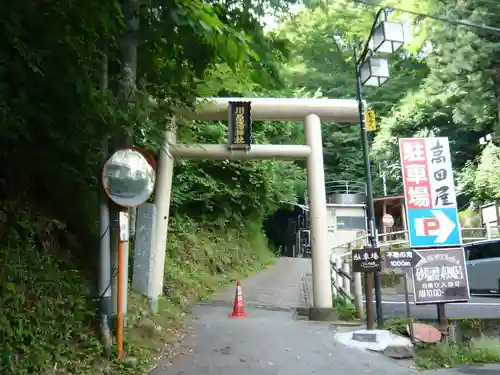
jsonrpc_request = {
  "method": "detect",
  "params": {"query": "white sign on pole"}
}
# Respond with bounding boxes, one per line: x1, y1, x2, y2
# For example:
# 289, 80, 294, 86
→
119, 211, 129, 242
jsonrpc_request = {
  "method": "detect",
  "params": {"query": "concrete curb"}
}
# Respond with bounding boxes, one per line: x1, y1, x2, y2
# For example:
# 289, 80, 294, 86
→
198, 300, 293, 312
329, 321, 365, 327
301, 272, 313, 308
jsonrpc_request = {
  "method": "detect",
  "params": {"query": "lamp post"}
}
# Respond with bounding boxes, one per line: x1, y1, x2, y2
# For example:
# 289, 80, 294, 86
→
479, 133, 492, 145
354, 8, 406, 329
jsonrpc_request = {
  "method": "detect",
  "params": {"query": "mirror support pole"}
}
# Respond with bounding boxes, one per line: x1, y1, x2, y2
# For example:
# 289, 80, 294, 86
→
150, 121, 176, 312
111, 211, 129, 321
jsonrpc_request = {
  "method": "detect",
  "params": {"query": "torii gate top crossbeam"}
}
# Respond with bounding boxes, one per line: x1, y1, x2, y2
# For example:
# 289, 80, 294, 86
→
178, 97, 363, 123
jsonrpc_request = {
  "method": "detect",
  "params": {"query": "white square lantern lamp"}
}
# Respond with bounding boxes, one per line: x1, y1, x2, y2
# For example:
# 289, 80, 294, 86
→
360, 56, 390, 87
372, 20, 405, 54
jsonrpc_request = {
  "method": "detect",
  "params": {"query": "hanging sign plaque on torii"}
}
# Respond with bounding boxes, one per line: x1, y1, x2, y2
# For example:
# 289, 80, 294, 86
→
228, 101, 252, 150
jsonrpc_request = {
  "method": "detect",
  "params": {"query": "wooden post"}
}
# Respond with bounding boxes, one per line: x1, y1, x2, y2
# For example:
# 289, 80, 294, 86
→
401, 200, 409, 240
437, 303, 448, 332
494, 201, 500, 232
354, 271, 363, 318
382, 199, 388, 243
365, 273, 374, 329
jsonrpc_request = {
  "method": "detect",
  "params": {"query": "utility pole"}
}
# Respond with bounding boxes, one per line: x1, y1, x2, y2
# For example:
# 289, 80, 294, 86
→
111, 0, 140, 323
98, 49, 112, 356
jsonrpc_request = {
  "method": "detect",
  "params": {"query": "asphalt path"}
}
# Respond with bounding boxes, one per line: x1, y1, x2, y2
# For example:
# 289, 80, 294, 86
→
371, 294, 500, 319
149, 259, 500, 375
152, 304, 500, 375
153, 304, 435, 375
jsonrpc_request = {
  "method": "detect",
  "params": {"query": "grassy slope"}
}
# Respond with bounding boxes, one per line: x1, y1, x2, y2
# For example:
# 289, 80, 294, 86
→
0, 207, 275, 375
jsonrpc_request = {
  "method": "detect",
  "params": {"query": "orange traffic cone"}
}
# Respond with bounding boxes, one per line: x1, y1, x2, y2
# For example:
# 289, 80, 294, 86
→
228, 281, 247, 318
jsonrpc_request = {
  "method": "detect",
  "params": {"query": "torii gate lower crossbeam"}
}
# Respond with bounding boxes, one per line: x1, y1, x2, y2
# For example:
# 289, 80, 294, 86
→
150, 97, 362, 311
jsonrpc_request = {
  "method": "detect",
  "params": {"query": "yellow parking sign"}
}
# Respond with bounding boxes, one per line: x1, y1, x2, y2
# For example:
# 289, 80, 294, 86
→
365, 109, 377, 132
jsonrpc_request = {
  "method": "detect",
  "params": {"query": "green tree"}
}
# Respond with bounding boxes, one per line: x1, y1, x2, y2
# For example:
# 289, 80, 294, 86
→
372, 0, 500, 198
457, 142, 500, 201
273, 0, 429, 186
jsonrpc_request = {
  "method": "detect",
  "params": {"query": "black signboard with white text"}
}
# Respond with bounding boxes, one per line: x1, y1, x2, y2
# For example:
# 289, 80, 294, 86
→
228, 101, 252, 150
412, 247, 470, 305
352, 246, 381, 273
385, 249, 423, 268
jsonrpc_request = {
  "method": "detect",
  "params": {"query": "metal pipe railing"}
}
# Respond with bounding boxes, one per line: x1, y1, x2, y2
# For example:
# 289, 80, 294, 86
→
328, 225, 500, 320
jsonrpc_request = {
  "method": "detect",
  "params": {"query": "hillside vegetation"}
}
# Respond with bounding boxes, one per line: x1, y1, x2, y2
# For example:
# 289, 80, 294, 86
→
2, 0, 500, 373
0, 0, 302, 374
0, 204, 275, 374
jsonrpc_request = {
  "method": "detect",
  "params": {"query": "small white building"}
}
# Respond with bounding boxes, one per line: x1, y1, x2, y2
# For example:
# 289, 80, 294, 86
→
294, 181, 368, 258
480, 202, 500, 237
326, 193, 367, 258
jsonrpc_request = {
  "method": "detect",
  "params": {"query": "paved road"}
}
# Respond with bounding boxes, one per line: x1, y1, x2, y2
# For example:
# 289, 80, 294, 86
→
152, 304, 421, 375
150, 258, 499, 375
372, 295, 500, 320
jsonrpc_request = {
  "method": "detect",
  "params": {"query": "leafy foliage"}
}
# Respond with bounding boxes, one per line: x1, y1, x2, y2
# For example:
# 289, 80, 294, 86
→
458, 143, 500, 201
274, 0, 429, 185
0, 0, 301, 373
0, 204, 98, 375
372, 0, 500, 201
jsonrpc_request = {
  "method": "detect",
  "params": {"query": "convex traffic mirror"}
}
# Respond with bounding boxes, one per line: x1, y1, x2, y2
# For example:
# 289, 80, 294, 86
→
102, 147, 156, 207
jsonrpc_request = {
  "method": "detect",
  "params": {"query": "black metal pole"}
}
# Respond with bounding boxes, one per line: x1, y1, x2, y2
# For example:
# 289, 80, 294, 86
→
354, 46, 384, 328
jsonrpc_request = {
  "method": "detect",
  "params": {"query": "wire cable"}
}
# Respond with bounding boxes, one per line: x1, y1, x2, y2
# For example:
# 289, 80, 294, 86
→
98, 223, 117, 299
351, 0, 500, 34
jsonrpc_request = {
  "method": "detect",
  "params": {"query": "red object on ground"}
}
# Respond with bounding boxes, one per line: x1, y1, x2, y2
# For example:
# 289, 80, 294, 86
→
228, 281, 248, 318
408, 322, 442, 343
